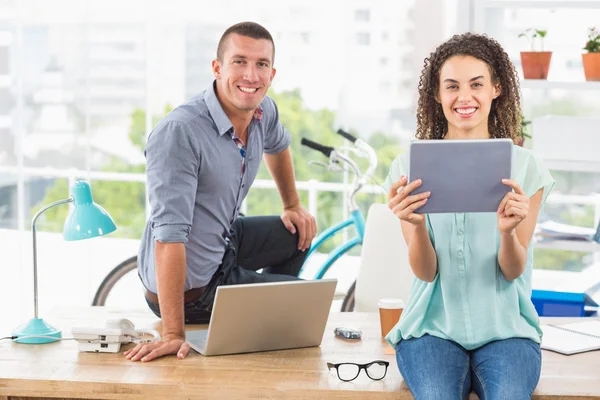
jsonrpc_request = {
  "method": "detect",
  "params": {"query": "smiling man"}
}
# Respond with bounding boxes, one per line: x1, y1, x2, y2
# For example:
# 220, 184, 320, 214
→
128, 22, 317, 363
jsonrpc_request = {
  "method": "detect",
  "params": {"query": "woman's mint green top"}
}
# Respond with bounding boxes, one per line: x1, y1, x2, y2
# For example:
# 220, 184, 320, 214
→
384, 145, 555, 350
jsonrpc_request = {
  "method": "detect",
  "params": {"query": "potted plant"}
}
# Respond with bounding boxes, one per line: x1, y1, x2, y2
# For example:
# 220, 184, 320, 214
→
582, 27, 600, 81
516, 112, 532, 147
518, 29, 552, 79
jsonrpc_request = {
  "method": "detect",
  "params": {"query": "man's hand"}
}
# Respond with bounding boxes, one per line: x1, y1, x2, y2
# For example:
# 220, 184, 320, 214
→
280, 204, 317, 251
124, 333, 191, 362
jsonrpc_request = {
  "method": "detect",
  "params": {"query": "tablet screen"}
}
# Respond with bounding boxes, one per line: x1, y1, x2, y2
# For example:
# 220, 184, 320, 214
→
407, 139, 513, 214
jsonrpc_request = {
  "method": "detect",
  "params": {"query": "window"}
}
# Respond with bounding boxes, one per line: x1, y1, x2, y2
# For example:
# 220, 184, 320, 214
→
355, 9, 370, 22
473, 4, 600, 301
1, 0, 448, 319
300, 32, 310, 45
357, 32, 370, 46
0, 46, 8, 74
379, 81, 391, 94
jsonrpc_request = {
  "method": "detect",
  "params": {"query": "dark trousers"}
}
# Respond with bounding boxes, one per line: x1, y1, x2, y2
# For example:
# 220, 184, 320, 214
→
146, 216, 308, 324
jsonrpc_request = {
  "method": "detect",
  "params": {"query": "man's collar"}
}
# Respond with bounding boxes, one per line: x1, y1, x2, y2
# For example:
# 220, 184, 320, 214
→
205, 80, 264, 137
205, 81, 233, 136
253, 106, 263, 121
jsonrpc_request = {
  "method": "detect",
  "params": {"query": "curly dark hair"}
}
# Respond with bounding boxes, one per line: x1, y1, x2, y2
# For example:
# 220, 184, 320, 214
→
416, 32, 522, 142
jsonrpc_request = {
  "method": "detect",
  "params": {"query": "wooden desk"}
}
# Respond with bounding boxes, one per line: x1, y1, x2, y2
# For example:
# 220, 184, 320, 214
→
0, 307, 599, 400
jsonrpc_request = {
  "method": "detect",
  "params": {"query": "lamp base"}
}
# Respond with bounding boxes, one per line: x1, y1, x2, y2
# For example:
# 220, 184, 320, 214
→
12, 318, 62, 344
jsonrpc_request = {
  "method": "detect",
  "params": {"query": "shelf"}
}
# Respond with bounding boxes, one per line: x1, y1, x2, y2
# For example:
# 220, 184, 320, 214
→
533, 263, 600, 295
520, 80, 600, 91
483, 0, 600, 9
543, 159, 600, 173
534, 238, 600, 252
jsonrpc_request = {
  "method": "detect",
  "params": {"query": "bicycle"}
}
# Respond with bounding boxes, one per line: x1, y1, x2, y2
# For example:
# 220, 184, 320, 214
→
298, 129, 378, 311
92, 129, 379, 312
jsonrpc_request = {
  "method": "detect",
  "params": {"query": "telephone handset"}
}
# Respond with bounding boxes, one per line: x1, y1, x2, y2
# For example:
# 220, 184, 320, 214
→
71, 318, 161, 353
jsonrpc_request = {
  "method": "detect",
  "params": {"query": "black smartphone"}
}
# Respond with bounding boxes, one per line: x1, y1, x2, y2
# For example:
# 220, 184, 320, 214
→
334, 327, 362, 340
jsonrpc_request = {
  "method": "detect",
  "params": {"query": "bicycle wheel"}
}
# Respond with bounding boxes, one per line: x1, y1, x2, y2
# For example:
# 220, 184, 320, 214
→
340, 280, 356, 312
92, 256, 138, 306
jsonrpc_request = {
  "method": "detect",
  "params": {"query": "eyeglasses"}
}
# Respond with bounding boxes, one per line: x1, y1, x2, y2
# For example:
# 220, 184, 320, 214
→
327, 360, 389, 382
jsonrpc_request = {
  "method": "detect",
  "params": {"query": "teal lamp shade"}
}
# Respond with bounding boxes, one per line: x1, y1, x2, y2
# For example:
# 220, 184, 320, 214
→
63, 181, 116, 241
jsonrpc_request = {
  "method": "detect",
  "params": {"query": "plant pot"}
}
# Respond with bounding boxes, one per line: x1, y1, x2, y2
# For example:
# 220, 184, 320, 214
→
520, 51, 552, 79
582, 53, 600, 81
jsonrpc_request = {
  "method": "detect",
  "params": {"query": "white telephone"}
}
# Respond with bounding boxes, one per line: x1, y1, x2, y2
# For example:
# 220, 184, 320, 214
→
71, 318, 161, 353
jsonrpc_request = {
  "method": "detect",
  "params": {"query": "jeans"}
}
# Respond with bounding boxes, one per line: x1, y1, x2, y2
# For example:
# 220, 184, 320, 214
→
146, 216, 307, 324
395, 334, 541, 400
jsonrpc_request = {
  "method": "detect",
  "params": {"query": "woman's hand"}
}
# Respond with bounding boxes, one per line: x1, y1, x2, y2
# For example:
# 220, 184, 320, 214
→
497, 179, 529, 234
388, 176, 430, 226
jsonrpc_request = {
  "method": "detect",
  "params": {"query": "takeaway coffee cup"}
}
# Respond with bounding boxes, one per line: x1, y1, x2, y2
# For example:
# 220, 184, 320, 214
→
378, 298, 405, 337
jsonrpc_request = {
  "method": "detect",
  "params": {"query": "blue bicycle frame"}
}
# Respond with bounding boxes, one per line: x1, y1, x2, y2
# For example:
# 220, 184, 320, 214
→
300, 209, 366, 279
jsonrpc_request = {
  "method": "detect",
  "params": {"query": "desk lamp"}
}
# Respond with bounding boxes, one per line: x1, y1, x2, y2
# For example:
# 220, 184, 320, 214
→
12, 181, 117, 343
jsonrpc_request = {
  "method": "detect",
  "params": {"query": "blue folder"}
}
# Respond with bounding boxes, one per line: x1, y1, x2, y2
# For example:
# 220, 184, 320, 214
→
532, 289, 599, 317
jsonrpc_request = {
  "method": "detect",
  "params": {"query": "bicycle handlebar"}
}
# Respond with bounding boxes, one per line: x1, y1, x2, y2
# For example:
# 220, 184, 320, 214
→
336, 129, 376, 179
354, 138, 378, 181
336, 129, 357, 143
302, 130, 380, 212
301, 138, 334, 157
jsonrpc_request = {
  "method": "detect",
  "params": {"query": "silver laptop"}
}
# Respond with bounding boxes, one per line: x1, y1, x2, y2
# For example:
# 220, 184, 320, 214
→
186, 279, 337, 356
408, 138, 513, 214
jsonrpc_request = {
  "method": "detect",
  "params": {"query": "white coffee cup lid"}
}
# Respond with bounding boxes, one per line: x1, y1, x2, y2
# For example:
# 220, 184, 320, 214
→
378, 298, 405, 309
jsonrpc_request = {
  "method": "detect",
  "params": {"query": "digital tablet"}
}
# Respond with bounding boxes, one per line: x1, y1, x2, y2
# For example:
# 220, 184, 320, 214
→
407, 139, 513, 214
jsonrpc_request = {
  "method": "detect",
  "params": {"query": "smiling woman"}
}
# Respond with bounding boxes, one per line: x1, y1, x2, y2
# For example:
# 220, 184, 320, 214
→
384, 32, 556, 399
416, 32, 522, 142
438, 57, 501, 139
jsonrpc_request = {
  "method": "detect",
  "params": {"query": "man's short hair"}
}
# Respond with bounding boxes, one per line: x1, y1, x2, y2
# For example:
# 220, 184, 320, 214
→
216, 21, 275, 64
